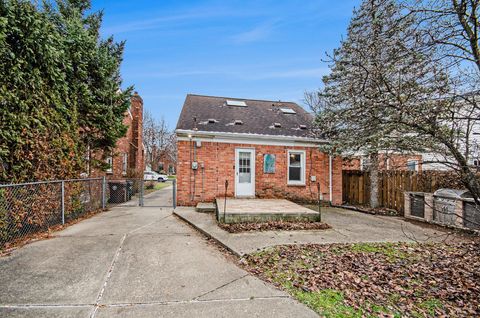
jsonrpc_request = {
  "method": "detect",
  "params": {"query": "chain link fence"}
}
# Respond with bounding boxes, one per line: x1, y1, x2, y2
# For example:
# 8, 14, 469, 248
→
106, 179, 143, 206
0, 177, 146, 250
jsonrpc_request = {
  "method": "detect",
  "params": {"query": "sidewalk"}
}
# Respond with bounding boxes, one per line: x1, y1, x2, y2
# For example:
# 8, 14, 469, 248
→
0, 187, 316, 318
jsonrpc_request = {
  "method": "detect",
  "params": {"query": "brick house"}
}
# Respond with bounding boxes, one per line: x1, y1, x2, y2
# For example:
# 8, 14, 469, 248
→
146, 146, 177, 175
175, 94, 342, 206
89, 92, 145, 179
343, 153, 423, 172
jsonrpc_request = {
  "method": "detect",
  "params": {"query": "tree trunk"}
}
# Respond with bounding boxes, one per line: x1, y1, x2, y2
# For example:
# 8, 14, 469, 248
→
369, 153, 380, 208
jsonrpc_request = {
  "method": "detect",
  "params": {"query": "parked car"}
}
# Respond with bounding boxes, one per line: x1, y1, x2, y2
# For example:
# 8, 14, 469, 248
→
144, 171, 169, 182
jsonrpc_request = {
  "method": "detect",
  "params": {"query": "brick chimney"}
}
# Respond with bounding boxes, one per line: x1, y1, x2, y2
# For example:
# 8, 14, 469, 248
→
130, 92, 144, 176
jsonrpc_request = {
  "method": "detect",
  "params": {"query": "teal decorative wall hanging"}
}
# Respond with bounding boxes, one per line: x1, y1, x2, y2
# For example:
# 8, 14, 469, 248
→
264, 154, 275, 173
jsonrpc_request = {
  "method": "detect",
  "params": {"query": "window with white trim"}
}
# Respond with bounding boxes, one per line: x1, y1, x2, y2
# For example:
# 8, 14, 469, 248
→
122, 153, 128, 175
106, 156, 113, 174
360, 158, 370, 171
406, 160, 418, 171
288, 150, 305, 185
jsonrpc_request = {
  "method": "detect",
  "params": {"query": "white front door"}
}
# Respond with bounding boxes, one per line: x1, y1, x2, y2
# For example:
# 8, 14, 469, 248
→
235, 148, 255, 197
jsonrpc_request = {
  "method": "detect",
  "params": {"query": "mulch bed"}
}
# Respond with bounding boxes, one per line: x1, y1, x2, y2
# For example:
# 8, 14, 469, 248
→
218, 221, 331, 233
241, 242, 480, 317
337, 204, 399, 216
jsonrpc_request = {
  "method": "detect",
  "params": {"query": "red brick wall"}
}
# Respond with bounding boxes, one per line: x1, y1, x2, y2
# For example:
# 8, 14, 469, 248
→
129, 93, 144, 178
343, 158, 361, 170
89, 93, 144, 179
176, 140, 342, 206
342, 154, 423, 172
380, 154, 422, 171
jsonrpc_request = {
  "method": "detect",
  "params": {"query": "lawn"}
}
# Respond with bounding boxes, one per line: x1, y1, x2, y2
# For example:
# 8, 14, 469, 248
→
241, 242, 479, 317
154, 182, 171, 190
143, 181, 171, 194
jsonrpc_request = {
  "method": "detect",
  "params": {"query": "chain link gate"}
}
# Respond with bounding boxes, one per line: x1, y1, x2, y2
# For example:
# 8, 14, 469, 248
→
106, 178, 175, 208
139, 179, 176, 208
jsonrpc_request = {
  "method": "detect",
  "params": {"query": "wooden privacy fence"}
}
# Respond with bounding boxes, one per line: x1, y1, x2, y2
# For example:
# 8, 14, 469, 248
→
342, 170, 464, 215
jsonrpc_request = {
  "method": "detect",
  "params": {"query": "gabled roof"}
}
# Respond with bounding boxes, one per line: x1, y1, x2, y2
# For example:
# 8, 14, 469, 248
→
175, 94, 316, 139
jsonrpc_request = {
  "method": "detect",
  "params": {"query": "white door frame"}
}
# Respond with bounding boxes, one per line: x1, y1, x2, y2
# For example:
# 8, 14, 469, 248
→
234, 148, 255, 197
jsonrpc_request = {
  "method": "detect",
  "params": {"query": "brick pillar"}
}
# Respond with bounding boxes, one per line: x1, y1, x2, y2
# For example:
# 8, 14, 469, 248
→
454, 200, 464, 228
404, 193, 411, 218
424, 193, 434, 222
130, 92, 144, 176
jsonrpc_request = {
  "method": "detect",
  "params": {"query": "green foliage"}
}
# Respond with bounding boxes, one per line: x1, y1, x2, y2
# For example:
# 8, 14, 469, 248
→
0, 0, 132, 182
294, 289, 363, 318
416, 298, 443, 317
310, 0, 449, 158
345, 242, 409, 262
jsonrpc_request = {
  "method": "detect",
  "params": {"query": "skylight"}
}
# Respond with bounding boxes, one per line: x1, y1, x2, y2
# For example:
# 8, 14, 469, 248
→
274, 123, 282, 128
280, 108, 296, 114
299, 125, 307, 130
234, 120, 243, 125
226, 100, 247, 107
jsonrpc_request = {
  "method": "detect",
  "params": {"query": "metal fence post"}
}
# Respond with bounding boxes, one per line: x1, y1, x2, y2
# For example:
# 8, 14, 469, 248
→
317, 182, 322, 222
61, 181, 65, 225
102, 176, 107, 209
173, 179, 177, 209
139, 179, 144, 207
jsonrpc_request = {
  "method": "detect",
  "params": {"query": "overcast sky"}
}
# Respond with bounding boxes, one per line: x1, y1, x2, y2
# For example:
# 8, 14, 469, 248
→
93, 0, 360, 128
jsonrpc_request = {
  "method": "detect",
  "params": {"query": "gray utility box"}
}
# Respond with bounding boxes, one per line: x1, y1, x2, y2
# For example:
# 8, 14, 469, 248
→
463, 200, 480, 230
409, 193, 425, 218
433, 189, 472, 226
404, 192, 433, 222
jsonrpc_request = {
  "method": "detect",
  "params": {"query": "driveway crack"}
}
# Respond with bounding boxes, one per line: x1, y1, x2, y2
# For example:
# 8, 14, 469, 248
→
89, 233, 127, 318
192, 274, 249, 301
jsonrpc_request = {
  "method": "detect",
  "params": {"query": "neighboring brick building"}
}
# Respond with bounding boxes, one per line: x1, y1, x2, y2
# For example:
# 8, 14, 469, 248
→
175, 94, 342, 206
343, 153, 423, 172
146, 147, 177, 175
90, 92, 145, 179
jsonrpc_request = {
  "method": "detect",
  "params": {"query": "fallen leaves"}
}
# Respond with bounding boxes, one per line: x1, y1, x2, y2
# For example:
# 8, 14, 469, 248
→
241, 242, 480, 317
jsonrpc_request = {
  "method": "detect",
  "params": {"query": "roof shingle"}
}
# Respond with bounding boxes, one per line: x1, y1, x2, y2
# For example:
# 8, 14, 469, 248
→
176, 94, 315, 138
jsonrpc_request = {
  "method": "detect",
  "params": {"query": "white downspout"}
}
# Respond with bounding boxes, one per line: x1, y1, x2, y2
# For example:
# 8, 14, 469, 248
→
329, 155, 333, 203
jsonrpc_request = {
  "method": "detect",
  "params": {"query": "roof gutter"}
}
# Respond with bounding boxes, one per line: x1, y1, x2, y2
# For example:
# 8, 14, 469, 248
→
175, 129, 329, 144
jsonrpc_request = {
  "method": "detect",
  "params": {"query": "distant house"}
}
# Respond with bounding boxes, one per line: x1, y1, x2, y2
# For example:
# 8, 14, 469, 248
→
146, 145, 177, 175
175, 94, 342, 206
343, 153, 424, 172
89, 92, 145, 179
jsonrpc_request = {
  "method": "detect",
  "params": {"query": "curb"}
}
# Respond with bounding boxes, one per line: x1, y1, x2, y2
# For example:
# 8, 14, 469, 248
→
173, 211, 243, 257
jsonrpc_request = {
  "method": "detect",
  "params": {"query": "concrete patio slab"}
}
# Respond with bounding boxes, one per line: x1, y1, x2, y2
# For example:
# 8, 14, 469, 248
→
174, 206, 467, 256
96, 298, 318, 318
216, 198, 320, 223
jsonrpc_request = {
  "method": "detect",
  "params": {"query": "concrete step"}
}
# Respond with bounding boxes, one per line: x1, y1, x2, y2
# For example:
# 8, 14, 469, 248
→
196, 202, 216, 213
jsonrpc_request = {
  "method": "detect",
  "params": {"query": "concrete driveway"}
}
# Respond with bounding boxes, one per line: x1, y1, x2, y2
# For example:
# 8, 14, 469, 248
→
0, 187, 316, 318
